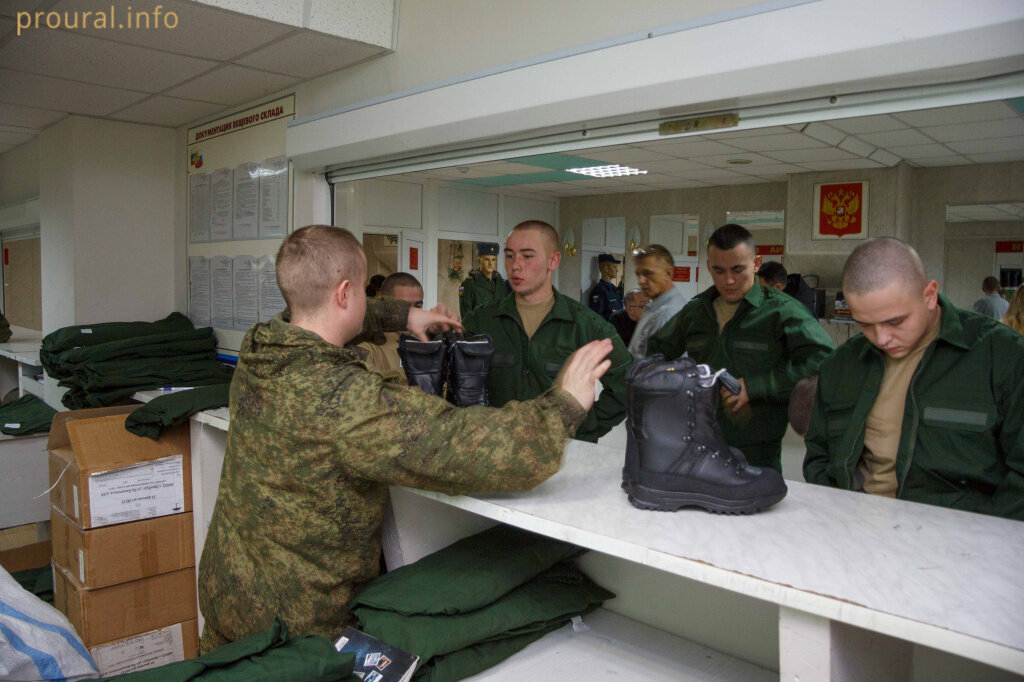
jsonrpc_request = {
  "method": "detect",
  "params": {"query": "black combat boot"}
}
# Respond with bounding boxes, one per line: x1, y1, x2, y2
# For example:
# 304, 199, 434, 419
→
623, 355, 787, 514
445, 333, 495, 407
397, 335, 447, 397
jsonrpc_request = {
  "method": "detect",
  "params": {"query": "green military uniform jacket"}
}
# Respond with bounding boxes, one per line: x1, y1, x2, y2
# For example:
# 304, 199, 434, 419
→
803, 296, 1024, 520
648, 284, 834, 468
0, 311, 10, 343
459, 269, 509, 318
198, 298, 586, 646
463, 288, 631, 443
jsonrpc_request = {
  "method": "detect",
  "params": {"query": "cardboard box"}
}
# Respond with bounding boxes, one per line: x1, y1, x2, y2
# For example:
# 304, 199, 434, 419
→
0, 540, 51, 573
90, 619, 198, 677
47, 406, 191, 529
51, 507, 194, 589
53, 563, 197, 647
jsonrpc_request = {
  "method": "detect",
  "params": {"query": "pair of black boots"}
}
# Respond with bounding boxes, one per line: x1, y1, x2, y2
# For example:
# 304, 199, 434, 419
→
397, 332, 494, 406
623, 355, 787, 514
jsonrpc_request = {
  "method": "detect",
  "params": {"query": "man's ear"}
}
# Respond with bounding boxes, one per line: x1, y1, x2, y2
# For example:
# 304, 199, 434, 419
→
549, 249, 562, 271
753, 255, 763, 272
334, 279, 352, 309
924, 279, 939, 308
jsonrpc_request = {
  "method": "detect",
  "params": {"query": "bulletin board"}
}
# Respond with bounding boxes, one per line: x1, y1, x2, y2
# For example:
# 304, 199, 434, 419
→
186, 95, 295, 354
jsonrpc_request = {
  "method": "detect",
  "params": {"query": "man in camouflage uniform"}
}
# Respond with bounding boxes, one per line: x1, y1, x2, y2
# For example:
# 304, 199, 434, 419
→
198, 225, 613, 652
459, 242, 508, 317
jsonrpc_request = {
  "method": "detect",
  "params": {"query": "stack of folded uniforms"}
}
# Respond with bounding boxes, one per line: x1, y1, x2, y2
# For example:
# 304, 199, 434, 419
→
125, 383, 232, 440
40, 313, 234, 409
350, 525, 614, 682
0, 393, 58, 435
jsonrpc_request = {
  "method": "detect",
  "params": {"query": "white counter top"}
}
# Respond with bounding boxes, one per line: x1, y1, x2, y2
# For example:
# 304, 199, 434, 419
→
406, 440, 1024, 672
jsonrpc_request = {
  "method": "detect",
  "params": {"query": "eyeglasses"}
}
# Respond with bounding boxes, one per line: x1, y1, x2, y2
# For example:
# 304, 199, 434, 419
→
626, 303, 647, 310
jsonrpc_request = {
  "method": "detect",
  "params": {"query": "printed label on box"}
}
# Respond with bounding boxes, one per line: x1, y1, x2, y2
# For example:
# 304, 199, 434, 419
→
88, 455, 185, 528
78, 548, 85, 584
90, 623, 184, 677
72, 484, 79, 519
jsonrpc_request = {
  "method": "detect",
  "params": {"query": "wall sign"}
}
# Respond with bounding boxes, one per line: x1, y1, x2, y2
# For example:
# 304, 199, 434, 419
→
756, 245, 784, 255
187, 96, 294, 145
996, 241, 1023, 253
813, 181, 868, 240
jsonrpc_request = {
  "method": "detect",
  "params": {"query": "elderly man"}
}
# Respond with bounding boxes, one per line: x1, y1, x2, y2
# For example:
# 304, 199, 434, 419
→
972, 276, 1009, 320
628, 244, 688, 358
464, 220, 632, 443
804, 238, 1024, 520
610, 289, 649, 345
648, 224, 833, 472
198, 225, 613, 650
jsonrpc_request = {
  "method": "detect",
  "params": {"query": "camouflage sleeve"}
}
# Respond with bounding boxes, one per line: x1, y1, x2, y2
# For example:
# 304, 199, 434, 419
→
333, 367, 586, 495
352, 298, 411, 345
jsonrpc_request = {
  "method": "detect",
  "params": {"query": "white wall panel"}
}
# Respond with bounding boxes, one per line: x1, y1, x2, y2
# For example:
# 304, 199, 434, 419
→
364, 178, 422, 230
437, 186, 498, 235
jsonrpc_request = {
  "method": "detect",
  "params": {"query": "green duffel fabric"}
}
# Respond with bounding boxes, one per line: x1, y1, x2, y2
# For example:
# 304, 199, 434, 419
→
61, 370, 234, 410
62, 354, 228, 391
103, 616, 358, 682
0, 311, 10, 343
125, 383, 231, 439
10, 564, 54, 604
350, 525, 585, 616
0, 394, 58, 435
47, 328, 217, 379
354, 561, 612, 665
40, 312, 193, 361
415, 619, 566, 682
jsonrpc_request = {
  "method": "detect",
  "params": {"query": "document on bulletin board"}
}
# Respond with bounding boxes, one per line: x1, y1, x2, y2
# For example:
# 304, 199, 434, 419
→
189, 173, 210, 243
233, 162, 260, 240
211, 255, 234, 329
258, 255, 286, 321
209, 168, 234, 241
232, 255, 258, 331
188, 256, 212, 327
259, 156, 288, 239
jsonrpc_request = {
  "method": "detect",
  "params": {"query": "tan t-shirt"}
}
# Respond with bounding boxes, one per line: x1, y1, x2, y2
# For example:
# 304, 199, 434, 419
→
517, 296, 555, 339
357, 331, 405, 384
714, 297, 742, 332
859, 309, 942, 497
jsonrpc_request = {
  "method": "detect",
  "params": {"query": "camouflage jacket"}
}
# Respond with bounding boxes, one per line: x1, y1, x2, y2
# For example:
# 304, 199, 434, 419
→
198, 298, 586, 644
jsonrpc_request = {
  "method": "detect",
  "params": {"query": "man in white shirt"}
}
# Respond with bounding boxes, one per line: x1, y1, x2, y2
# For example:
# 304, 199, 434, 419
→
628, 244, 688, 358
972, 276, 1009, 320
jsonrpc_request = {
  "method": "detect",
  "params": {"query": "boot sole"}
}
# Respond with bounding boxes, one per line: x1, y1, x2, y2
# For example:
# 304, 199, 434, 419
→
627, 484, 786, 515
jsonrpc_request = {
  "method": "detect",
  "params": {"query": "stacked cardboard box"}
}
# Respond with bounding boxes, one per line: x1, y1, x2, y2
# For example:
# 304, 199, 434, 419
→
48, 405, 199, 676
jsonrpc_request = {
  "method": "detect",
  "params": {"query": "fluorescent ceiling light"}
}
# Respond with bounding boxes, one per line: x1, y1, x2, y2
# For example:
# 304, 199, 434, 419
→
566, 164, 649, 178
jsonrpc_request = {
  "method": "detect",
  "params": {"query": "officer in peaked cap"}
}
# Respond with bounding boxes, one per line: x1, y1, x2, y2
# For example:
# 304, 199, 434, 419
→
588, 253, 625, 321
459, 242, 510, 317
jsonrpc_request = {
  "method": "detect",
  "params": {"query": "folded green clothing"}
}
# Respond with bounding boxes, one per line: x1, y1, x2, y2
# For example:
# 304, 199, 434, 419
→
126, 383, 232, 439
354, 561, 613, 666
102, 616, 359, 682
41, 312, 193, 356
47, 328, 216, 379
64, 353, 225, 390
351, 525, 584, 616
0, 394, 58, 435
11, 564, 54, 604
61, 372, 235, 409
415, 618, 567, 682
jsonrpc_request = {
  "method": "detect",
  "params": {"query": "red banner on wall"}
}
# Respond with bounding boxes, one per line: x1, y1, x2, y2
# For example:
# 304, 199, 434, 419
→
673, 266, 692, 282
756, 245, 784, 255
996, 241, 1023, 253
409, 247, 419, 270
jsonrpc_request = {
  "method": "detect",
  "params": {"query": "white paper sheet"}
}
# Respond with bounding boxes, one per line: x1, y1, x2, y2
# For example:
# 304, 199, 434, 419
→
232, 255, 258, 331
233, 162, 260, 240
188, 256, 212, 327
209, 168, 234, 241
259, 156, 288, 239
188, 173, 210, 243
258, 254, 287, 321
211, 255, 234, 329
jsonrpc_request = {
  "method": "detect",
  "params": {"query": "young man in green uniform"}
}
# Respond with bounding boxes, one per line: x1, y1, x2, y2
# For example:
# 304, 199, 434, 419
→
463, 221, 632, 443
459, 242, 508, 317
198, 225, 614, 651
804, 238, 1024, 520
648, 224, 833, 472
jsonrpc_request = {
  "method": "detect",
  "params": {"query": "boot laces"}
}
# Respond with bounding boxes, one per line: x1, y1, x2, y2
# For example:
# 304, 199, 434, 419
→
697, 364, 728, 388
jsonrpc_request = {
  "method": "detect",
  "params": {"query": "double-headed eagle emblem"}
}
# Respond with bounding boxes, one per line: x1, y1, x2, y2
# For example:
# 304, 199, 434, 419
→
821, 188, 860, 233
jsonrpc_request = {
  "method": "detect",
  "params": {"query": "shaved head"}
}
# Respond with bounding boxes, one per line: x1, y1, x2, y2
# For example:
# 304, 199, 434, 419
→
842, 238, 926, 296
510, 220, 559, 256
276, 225, 366, 316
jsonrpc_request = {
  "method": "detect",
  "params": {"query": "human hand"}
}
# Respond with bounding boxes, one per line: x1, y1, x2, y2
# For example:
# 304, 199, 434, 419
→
555, 339, 613, 411
721, 377, 750, 413
408, 305, 462, 340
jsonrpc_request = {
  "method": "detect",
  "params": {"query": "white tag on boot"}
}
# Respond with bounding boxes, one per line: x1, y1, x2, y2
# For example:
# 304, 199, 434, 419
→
571, 615, 589, 632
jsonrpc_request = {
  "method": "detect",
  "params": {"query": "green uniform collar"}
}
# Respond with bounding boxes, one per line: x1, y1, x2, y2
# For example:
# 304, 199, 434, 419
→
697, 281, 764, 316
471, 269, 503, 283
496, 287, 574, 325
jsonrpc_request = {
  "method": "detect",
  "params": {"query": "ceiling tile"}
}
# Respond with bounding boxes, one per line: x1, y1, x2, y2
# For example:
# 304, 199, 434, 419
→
0, 28, 217, 92
856, 128, 935, 148
474, 160, 552, 174
907, 155, 973, 167
766, 147, 859, 163
0, 143, 15, 154
0, 125, 35, 145
579, 147, 676, 164
946, 136, 1024, 155
727, 133, 826, 152
963, 150, 1024, 164
687, 152, 780, 168
0, 15, 12, 39
738, 162, 810, 175
0, 0, 48, 18
698, 175, 767, 185
837, 136, 875, 157
650, 139, 742, 158
0, 68, 148, 115
0, 101, 66, 129
922, 117, 1024, 142
236, 31, 385, 79
892, 101, 1018, 128
166, 64, 300, 106
885, 142, 956, 159
800, 159, 884, 171
634, 158, 713, 173
51, 0, 296, 61
868, 148, 902, 166
193, 0, 304, 27
109, 95, 226, 127
829, 114, 908, 134
673, 168, 749, 181
800, 122, 846, 146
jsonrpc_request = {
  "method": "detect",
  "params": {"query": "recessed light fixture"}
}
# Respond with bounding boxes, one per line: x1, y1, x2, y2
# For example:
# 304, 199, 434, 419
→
726, 159, 753, 165
566, 164, 649, 178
